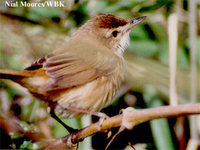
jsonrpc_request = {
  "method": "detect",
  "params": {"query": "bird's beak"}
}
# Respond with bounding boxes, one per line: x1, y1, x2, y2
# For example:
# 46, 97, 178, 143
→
127, 16, 146, 31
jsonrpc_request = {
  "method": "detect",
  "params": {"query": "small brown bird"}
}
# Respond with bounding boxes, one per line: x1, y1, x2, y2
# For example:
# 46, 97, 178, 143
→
0, 13, 146, 132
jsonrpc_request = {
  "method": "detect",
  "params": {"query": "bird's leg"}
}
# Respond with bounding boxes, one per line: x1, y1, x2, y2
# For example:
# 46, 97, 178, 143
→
67, 105, 108, 118
66, 106, 109, 130
50, 109, 77, 133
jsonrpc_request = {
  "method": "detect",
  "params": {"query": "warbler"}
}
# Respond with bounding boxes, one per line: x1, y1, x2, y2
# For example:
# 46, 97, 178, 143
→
0, 13, 146, 133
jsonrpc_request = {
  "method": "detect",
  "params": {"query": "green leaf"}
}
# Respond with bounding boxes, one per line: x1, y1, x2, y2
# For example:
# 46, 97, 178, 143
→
20, 141, 42, 150
139, 0, 174, 13
146, 98, 175, 150
130, 25, 149, 39
53, 118, 81, 137
129, 40, 158, 57
9, 132, 23, 139
143, 87, 175, 150
150, 118, 175, 150
27, 7, 62, 21
177, 47, 189, 69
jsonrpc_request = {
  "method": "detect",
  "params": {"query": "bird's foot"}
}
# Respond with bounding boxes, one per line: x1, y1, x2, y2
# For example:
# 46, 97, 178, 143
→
96, 112, 109, 130
66, 106, 109, 130
66, 134, 79, 150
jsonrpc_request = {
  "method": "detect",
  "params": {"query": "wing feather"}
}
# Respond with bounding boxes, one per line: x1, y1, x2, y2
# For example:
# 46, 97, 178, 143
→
37, 36, 121, 92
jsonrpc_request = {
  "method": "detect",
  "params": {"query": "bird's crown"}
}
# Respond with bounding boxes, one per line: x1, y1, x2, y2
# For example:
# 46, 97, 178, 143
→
92, 13, 128, 29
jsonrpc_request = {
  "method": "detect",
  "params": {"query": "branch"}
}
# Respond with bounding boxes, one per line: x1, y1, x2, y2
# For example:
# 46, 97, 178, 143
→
45, 103, 200, 149
0, 115, 49, 142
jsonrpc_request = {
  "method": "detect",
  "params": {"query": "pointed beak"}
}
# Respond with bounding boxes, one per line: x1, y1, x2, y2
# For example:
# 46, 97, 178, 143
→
127, 16, 146, 31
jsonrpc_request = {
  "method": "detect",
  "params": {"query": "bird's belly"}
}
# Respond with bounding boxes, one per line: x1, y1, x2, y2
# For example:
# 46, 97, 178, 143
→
54, 76, 120, 118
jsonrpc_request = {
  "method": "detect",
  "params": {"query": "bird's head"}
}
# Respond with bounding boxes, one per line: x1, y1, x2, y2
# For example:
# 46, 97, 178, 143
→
74, 13, 146, 56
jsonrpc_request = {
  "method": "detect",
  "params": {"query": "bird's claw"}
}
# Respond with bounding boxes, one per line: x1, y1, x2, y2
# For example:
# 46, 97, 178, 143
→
96, 112, 109, 130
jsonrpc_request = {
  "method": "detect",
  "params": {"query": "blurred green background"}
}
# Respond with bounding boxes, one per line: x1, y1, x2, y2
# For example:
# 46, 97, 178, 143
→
0, 0, 200, 149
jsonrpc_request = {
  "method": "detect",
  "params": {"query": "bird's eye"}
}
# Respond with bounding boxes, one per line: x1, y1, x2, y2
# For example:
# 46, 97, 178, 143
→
112, 30, 118, 37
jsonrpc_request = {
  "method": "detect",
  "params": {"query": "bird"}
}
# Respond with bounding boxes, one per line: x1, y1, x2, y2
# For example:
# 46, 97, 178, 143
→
0, 13, 146, 133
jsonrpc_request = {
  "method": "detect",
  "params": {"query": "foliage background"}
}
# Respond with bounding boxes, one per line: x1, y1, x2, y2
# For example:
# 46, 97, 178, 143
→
0, 0, 200, 149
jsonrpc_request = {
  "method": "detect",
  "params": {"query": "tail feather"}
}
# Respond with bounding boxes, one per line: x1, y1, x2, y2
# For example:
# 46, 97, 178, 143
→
0, 69, 33, 80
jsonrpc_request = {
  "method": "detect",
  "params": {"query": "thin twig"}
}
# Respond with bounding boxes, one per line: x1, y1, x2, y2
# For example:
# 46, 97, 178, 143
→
189, 0, 198, 140
168, 12, 178, 105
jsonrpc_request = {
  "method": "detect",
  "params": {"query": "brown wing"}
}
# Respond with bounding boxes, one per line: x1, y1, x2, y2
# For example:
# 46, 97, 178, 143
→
25, 36, 121, 92
42, 54, 102, 91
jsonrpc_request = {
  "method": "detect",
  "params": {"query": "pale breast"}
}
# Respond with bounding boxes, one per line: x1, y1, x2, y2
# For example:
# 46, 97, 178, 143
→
54, 73, 123, 118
